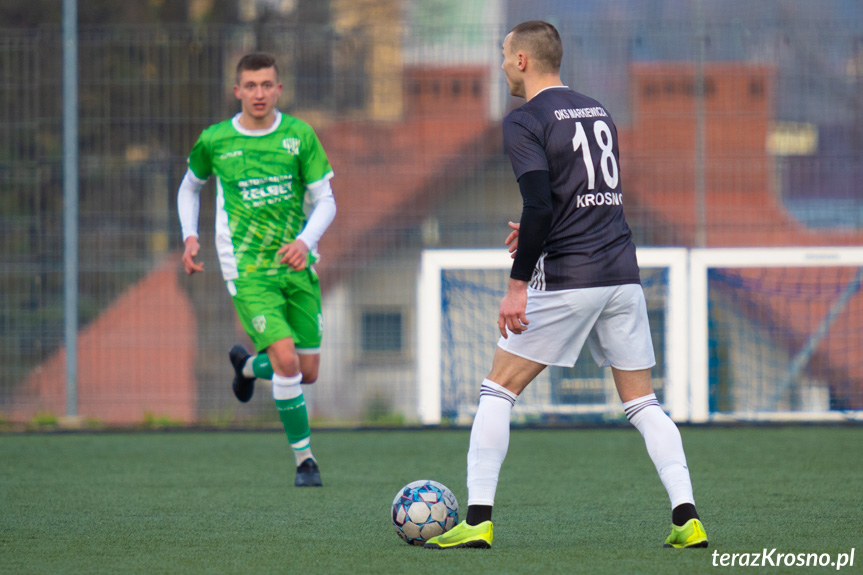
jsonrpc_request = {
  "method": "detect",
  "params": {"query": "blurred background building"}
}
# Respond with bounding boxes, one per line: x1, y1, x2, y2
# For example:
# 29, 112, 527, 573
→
1, 0, 861, 426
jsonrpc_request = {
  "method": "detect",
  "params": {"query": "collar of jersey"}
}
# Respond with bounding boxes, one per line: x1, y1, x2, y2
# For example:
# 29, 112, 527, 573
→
533, 85, 570, 98
232, 110, 282, 137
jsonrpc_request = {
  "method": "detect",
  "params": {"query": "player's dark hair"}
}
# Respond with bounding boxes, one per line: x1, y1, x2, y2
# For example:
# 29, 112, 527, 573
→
235, 52, 279, 84
508, 20, 563, 74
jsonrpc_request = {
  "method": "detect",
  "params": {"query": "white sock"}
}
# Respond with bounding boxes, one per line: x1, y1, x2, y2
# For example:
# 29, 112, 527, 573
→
272, 373, 314, 465
623, 393, 694, 509
272, 373, 303, 400
467, 379, 517, 506
290, 436, 314, 466
242, 357, 255, 378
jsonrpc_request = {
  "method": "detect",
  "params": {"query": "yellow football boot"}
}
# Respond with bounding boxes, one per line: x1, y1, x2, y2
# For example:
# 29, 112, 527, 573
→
664, 518, 709, 548
423, 520, 493, 549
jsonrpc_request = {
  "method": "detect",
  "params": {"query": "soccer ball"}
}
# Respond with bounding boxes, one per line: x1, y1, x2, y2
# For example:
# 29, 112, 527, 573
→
391, 479, 459, 546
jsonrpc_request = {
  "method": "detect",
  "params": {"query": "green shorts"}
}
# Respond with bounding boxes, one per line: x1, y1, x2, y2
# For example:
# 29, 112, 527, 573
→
228, 268, 323, 353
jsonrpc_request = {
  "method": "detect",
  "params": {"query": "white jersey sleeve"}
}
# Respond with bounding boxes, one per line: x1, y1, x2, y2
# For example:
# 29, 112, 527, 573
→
297, 176, 336, 251
177, 169, 206, 241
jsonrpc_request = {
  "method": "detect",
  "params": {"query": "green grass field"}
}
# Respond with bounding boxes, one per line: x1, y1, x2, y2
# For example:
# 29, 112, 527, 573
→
2, 426, 861, 574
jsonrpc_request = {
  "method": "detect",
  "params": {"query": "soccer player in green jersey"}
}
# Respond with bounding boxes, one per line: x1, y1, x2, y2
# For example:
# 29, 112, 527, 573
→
177, 53, 336, 487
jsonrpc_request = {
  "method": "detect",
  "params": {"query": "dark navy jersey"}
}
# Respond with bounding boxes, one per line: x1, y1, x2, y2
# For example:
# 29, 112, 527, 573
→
503, 86, 641, 290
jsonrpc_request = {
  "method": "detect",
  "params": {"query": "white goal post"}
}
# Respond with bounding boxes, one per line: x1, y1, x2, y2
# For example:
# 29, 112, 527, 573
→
688, 247, 863, 423
418, 246, 863, 425
417, 248, 690, 425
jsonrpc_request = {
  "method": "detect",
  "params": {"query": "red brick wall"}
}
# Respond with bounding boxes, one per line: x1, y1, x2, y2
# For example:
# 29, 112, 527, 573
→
10, 258, 198, 424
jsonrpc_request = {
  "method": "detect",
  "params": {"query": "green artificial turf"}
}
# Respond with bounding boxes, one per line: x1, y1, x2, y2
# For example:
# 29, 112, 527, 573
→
1, 426, 861, 574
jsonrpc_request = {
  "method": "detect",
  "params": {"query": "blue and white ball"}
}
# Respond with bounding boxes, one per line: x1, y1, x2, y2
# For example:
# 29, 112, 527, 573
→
391, 480, 459, 546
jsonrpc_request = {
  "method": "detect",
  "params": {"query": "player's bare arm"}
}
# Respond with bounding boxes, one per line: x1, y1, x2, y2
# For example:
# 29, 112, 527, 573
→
277, 239, 309, 271
501, 220, 526, 336
182, 236, 205, 275
498, 278, 530, 338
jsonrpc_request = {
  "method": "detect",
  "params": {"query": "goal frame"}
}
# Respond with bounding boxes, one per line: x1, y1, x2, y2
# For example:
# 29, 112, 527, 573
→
688, 247, 863, 423
417, 248, 690, 425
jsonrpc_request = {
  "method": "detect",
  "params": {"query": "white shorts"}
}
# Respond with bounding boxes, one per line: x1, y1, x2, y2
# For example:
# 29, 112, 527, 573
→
497, 283, 656, 370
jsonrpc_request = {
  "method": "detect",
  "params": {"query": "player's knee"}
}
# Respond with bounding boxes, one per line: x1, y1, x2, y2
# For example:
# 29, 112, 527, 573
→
270, 353, 300, 377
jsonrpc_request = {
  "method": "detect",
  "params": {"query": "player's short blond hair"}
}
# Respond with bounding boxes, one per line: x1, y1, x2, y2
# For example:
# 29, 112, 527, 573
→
508, 21, 563, 74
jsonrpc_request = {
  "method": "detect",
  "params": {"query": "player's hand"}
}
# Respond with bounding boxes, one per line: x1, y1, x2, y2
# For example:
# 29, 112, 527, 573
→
505, 221, 520, 259
498, 280, 529, 338
278, 240, 309, 271
181, 237, 205, 275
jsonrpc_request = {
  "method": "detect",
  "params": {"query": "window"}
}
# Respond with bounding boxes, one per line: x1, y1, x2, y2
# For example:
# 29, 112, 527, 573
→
361, 310, 403, 353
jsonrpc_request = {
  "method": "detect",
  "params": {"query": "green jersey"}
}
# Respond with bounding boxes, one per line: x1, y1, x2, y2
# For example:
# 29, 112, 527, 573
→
188, 111, 333, 280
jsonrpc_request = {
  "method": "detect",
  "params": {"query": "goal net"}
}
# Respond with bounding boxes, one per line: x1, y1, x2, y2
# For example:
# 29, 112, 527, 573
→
417, 248, 689, 425
689, 248, 863, 422
418, 247, 863, 425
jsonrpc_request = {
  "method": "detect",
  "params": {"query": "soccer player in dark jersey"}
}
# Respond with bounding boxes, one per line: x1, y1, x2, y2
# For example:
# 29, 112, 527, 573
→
425, 21, 707, 550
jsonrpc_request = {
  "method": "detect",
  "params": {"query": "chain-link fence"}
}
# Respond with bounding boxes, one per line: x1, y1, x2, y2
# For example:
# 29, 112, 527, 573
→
1, 11, 861, 427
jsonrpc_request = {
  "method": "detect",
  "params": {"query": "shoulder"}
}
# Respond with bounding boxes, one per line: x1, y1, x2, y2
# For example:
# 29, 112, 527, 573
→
503, 107, 543, 141
505, 88, 580, 133
573, 90, 608, 111
563, 90, 614, 122
210, 117, 238, 133
277, 115, 328, 153
197, 118, 236, 143
278, 113, 319, 137
504, 105, 536, 128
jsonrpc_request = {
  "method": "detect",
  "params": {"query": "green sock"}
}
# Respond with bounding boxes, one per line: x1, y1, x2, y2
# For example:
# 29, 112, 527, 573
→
275, 395, 313, 465
252, 353, 274, 379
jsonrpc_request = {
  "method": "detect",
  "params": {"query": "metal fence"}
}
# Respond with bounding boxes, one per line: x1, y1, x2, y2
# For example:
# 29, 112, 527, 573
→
1, 15, 861, 427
